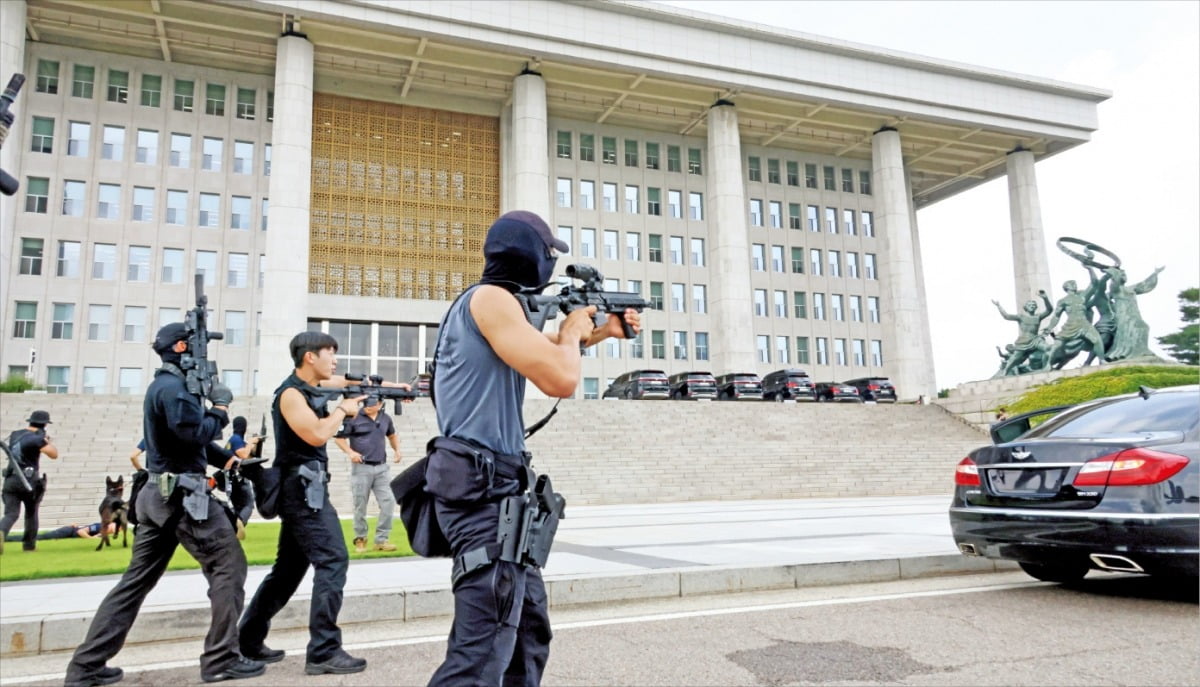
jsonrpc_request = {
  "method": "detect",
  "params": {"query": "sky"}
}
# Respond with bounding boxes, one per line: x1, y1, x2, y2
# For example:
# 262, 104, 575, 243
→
656, 0, 1200, 390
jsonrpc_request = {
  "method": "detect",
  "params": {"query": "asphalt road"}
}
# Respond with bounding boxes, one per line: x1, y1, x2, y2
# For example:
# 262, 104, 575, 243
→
8, 571, 1196, 686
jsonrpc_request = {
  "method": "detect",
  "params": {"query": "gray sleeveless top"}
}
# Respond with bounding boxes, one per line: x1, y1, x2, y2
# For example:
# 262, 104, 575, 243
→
433, 285, 527, 455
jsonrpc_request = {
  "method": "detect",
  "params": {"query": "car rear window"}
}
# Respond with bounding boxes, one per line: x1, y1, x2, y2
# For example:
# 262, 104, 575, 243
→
733, 375, 759, 382
689, 375, 714, 381
787, 376, 809, 382
1027, 391, 1200, 438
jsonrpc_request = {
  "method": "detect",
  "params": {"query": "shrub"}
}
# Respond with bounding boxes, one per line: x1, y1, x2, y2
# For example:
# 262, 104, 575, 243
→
1004, 365, 1199, 416
0, 374, 41, 393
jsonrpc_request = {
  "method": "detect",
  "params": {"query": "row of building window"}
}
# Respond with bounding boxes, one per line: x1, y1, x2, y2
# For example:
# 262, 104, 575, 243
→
16, 238, 264, 288
33, 58, 273, 120
752, 290, 881, 322
7, 364, 258, 396
11, 301, 259, 348
750, 244, 878, 279
745, 157, 872, 195
28, 119, 272, 175
24, 179, 268, 230
555, 131, 704, 174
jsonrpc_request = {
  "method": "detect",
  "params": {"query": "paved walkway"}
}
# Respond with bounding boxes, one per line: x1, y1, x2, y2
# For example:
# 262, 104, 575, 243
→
1, 495, 1006, 658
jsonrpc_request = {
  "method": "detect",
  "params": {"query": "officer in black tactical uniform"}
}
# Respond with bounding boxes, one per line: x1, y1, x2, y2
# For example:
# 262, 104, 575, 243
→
64, 323, 264, 687
1, 409, 59, 553
237, 331, 368, 675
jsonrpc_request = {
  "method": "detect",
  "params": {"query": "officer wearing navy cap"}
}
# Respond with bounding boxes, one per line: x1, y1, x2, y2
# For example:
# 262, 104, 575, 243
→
65, 323, 265, 686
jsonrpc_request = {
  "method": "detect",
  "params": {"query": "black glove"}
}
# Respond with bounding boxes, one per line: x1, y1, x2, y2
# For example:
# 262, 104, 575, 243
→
209, 382, 234, 407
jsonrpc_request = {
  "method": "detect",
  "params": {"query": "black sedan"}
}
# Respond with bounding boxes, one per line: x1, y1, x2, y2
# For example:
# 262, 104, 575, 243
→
815, 382, 862, 403
950, 385, 1199, 582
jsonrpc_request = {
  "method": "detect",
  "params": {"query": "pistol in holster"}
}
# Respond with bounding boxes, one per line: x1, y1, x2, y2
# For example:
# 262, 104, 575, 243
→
498, 471, 566, 570
297, 463, 328, 511
176, 473, 210, 522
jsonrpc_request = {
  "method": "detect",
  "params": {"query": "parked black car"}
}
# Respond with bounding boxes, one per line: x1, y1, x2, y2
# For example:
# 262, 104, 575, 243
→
408, 372, 432, 397
843, 376, 896, 403
761, 369, 816, 402
814, 382, 862, 403
714, 373, 763, 401
602, 369, 670, 400
668, 371, 718, 400
950, 385, 1199, 582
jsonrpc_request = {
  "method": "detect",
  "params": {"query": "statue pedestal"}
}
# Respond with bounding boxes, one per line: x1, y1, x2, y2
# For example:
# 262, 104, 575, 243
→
935, 357, 1168, 430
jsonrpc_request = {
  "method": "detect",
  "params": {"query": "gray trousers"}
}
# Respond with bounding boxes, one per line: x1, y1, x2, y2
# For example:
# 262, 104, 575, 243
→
350, 462, 394, 542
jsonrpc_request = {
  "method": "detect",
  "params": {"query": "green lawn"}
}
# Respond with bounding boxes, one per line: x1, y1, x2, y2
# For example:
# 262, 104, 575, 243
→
0, 517, 414, 582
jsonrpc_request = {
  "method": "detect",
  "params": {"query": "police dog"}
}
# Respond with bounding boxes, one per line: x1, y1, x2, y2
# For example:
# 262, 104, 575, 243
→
96, 476, 129, 550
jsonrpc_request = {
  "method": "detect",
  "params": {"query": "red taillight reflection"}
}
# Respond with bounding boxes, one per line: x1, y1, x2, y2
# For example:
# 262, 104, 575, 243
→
955, 457, 980, 486
1072, 448, 1190, 487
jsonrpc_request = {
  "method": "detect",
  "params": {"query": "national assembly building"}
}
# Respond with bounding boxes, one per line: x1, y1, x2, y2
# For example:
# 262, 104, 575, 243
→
0, 0, 1108, 401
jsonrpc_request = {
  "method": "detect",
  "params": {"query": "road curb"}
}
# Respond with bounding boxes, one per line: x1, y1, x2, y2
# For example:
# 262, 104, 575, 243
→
1, 555, 1015, 657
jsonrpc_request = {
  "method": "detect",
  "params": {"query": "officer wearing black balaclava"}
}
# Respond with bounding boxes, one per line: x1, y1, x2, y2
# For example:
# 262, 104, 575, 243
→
423, 210, 641, 686
65, 323, 267, 687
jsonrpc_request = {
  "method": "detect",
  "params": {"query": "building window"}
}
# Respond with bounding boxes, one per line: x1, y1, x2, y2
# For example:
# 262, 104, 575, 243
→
693, 284, 707, 313
695, 332, 709, 361
847, 252, 859, 279
127, 245, 150, 282
775, 335, 790, 364
862, 211, 875, 237
823, 165, 836, 191
850, 295, 863, 322
767, 158, 781, 184
749, 198, 762, 226
624, 185, 639, 214
690, 238, 705, 267
860, 170, 872, 195
62, 179, 85, 216
30, 117, 53, 153
835, 338, 847, 366
669, 236, 684, 265
231, 196, 252, 230
580, 180, 595, 209
813, 292, 826, 320
651, 330, 666, 359
141, 74, 162, 107
602, 136, 617, 164
236, 87, 256, 119
82, 367, 107, 394
96, 183, 120, 220
796, 336, 810, 364
793, 291, 807, 319
234, 140, 254, 175
868, 296, 880, 323
46, 366, 70, 394
582, 378, 599, 400
841, 168, 854, 193
626, 232, 640, 261
629, 331, 643, 359
647, 187, 661, 216
804, 163, 818, 189
853, 339, 866, 366
790, 247, 804, 274
202, 137, 223, 171
688, 192, 703, 220
756, 335, 770, 363
166, 190, 187, 226
828, 250, 841, 277
170, 133, 191, 167
687, 148, 702, 175
668, 190, 682, 219
198, 193, 220, 228
205, 83, 226, 116
51, 303, 75, 340
554, 130, 572, 159
865, 253, 877, 280
92, 243, 117, 279
57, 241, 81, 277
174, 78, 194, 112
664, 144, 680, 172
747, 156, 761, 182
825, 207, 838, 233
649, 282, 664, 311
624, 139, 638, 167
648, 234, 662, 263
816, 337, 828, 365
72, 64, 95, 98
768, 201, 782, 229
196, 250, 218, 287
225, 311, 246, 345
603, 230, 619, 260
646, 142, 660, 170
162, 248, 184, 284
807, 205, 819, 232
774, 290, 787, 318
753, 289, 767, 317
555, 178, 571, 208
13, 302, 37, 338
843, 209, 856, 235
130, 186, 153, 222
788, 203, 801, 230
751, 244, 765, 272
266, 90, 274, 121
228, 253, 248, 288
25, 177, 49, 213
36, 59, 60, 94
107, 69, 129, 103
786, 160, 799, 187
68, 121, 90, 157
87, 304, 111, 341
123, 306, 147, 342
556, 226, 572, 253
136, 129, 158, 164
671, 283, 686, 313
258, 256, 265, 288
159, 309, 179, 331
871, 340, 883, 366
101, 125, 124, 161
832, 294, 844, 321
810, 248, 822, 276
580, 228, 596, 258
673, 331, 688, 360
19, 238, 44, 275
264, 143, 272, 176
119, 368, 143, 395
771, 245, 784, 273
579, 133, 594, 162
602, 182, 617, 212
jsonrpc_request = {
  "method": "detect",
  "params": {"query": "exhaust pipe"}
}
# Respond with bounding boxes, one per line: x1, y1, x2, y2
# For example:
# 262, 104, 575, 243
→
958, 543, 980, 556
1089, 553, 1144, 573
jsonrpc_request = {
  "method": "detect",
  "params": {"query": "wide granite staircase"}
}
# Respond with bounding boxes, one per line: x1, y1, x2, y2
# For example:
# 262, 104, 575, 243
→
0, 394, 986, 528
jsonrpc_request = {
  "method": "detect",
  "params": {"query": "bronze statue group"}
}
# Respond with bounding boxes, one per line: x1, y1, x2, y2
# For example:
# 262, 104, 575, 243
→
993, 237, 1164, 378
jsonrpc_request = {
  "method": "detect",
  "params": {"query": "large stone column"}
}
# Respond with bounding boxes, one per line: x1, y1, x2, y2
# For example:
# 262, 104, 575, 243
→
508, 71, 548, 219
871, 128, 927, 401
1006, 148, 1052, 305
0, 0, 27, 346
257, 33, 314, 389
706, 101, 755, 374
905, 175, 936, 395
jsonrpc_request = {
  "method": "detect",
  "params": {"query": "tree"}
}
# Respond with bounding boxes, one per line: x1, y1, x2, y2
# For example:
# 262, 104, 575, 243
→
1156, 287, 1199, 365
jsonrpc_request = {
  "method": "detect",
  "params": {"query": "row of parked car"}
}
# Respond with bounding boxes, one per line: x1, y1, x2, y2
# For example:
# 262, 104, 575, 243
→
601, 369, 897, 403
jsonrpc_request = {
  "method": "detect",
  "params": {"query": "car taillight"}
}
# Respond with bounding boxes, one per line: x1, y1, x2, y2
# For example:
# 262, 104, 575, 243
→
1072, 448, 1190, 486
955, 457, 980, 486
868, 384, 879, 390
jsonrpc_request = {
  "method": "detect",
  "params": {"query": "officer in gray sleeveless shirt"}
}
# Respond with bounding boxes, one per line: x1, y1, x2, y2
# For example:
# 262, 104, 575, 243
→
425, 210, 641, 686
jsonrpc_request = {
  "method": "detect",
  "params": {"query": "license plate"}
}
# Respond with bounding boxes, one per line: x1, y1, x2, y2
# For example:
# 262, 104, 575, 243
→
987, 468, 1066, 495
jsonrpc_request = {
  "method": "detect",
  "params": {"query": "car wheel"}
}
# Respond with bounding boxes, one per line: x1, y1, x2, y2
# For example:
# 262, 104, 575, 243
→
775, 393, 786, 403
625, 388, 634, 400
1018, 560, 1089, 583
817, 395, 826, 403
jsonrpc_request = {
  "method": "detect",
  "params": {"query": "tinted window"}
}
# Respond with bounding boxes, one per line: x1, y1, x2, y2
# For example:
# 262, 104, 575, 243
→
1028, 391, 1199, 438
733, 375, 759, 382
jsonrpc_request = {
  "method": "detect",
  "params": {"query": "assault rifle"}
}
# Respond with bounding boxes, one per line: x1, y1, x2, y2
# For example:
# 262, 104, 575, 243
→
0, 73, 25, 196
180, 273, 224, 400
250, 414, 267, 460
515, 264, 648, 339
318, 373, 419, 415
0, 438, 33, 493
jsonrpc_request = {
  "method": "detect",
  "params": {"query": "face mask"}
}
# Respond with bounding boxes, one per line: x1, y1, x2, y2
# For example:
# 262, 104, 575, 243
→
479, 211, 568, 292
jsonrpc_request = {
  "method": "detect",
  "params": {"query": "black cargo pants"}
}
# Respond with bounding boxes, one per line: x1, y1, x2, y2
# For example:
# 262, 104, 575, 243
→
0, 478, 46, 551
65, 484, 247, 681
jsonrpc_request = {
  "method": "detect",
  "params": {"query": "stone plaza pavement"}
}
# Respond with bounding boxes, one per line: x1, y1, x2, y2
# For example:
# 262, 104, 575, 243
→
0, 494, 1011, 664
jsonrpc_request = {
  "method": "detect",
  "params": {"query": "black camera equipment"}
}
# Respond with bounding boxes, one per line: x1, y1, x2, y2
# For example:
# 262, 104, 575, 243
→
0, 73, 27, 196
180, 273, 224, 399
515, 263, 648, 339
317, 373, 419, 415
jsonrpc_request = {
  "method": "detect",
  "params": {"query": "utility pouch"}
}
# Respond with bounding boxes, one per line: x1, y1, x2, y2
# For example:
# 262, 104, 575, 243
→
177, 473, 210, 522
390, 456, 451, 558
424, 436, 525, 505
297, 464, 327, 511
158, 472, 180, 500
